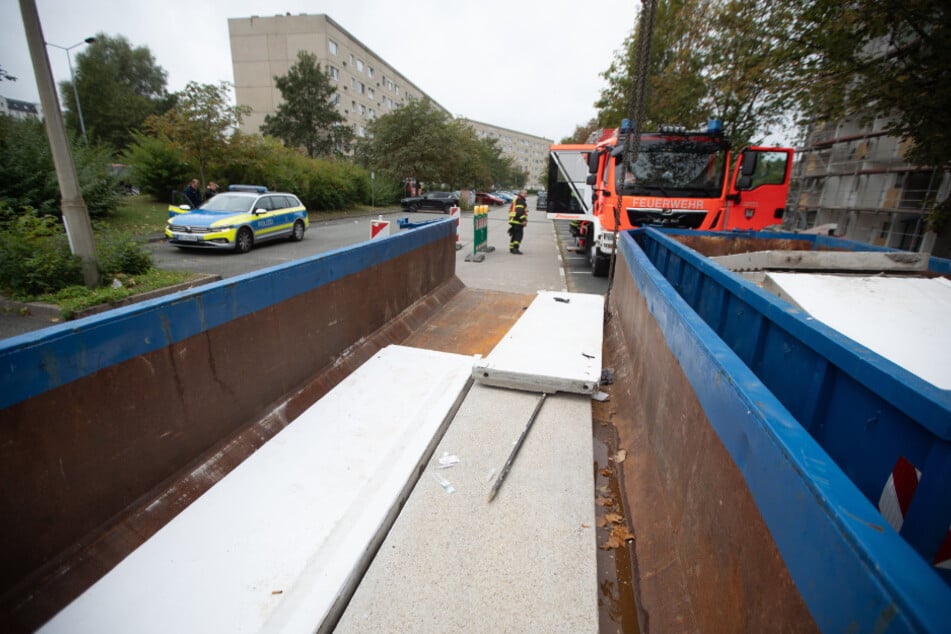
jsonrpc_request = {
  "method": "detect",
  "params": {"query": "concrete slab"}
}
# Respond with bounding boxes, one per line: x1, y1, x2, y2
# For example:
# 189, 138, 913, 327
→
40, 345, 475, 634
712, 249, 929, 272
335, 383, 597, 633
764, 273, 951, 389
473, 291, 604, 394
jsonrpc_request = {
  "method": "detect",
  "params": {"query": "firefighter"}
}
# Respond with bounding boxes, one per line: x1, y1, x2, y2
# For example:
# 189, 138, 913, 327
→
508, 189, 528, 254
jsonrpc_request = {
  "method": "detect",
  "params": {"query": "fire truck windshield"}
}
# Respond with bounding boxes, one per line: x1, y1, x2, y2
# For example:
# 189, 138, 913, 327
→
615, 137, 727, 198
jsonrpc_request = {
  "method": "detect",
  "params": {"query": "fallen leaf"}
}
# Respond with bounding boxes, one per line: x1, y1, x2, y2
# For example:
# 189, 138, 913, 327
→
600, 524, 636, 549
613, 449, 627, 463
600, 467, 613, 478
604, 512, 625, 525
595, 496, 615, 507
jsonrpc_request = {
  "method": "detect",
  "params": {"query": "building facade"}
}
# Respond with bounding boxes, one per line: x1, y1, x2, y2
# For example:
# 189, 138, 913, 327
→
228, 14, 447, 140
786, 114, 950, 254
459, 118, 551, 190
228, 14, 552, 189
0, 96, 41, 121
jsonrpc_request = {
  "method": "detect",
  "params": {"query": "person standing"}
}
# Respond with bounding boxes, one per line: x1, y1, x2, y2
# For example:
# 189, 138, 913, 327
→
508, 189, 528, 254
183, 178, 202, 208
204, 182, 219, 201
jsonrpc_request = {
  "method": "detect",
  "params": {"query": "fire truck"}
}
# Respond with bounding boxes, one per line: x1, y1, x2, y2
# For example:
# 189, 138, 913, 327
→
546, 120, 794, 275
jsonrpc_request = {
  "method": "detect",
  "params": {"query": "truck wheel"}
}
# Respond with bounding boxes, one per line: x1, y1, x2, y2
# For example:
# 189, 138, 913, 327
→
234, 227, 254, 253
590, 243, 609, 277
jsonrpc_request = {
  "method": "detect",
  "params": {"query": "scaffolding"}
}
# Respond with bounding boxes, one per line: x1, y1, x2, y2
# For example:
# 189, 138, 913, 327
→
786, 116, 950, 253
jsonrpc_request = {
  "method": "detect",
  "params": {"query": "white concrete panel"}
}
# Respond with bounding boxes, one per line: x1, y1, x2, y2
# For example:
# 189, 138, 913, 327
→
40, 345, 475, 634
765, 273, 951, 389
473, 291, 604, 394
336, 384, 597, 633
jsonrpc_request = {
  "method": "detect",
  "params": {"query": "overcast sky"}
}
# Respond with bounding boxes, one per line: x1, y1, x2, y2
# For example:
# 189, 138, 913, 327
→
1, 0, 637, 142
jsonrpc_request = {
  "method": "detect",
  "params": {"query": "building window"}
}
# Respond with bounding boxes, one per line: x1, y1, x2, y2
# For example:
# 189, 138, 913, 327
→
332, 93, 340, 105
328, 40, 338, 55
395, 86, 400, 95
359, 82, 365, 95
368, 88, 375, 99
351, 78, 356, 89
360, 104, 366, 116
368, 66, 374, 78
349, 54, 354, 65
328, 66, 339, 81
369, 108, 376, 120
356, 59, 364, 72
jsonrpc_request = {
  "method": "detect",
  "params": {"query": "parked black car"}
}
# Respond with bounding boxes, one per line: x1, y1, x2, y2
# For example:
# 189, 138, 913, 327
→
400, 191, 460, 213
536, 190, 548, 211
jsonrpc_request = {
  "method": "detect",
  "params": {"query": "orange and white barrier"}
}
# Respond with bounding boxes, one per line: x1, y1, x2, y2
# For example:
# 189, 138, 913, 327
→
370, 216, 390, 240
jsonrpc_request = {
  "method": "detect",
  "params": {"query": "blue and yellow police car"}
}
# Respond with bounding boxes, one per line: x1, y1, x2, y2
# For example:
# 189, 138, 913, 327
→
166, 185, 309, 254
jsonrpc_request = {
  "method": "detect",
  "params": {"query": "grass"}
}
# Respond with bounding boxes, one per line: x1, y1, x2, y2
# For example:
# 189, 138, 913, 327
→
109, 195, 171, 236
32, 269, 202, 320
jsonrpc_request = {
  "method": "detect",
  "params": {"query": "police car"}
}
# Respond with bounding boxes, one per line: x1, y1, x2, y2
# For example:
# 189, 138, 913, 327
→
166, 185, 309, 253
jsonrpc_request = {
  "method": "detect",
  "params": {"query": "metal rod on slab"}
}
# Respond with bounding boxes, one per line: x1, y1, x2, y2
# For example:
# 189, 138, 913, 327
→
487, 392, 548, 503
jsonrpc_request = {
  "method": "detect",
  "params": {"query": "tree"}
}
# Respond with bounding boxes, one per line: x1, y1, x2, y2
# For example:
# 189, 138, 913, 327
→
59, 34, 173, 151
354, 98, 457, 184
144, 81, 250, 187
789, 0, 951, 170
260, 51, 353, 158
0, 116, 118, 217
561, 118, 601, 144
595, 0, 803, 149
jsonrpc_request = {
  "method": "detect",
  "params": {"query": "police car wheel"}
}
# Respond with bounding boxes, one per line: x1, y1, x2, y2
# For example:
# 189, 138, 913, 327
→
290, 220, 305, 241
234, 227, 254, 253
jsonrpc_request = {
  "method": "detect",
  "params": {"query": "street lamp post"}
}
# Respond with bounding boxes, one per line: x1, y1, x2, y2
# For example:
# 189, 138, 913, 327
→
46, 36, 95, 143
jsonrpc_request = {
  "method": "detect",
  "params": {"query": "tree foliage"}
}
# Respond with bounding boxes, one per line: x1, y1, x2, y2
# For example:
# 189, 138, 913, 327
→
260, 51, 353, 158
596, 0, 801, 149
789, 0, 951, 170
60, 33, 173, 151
143, 81, 250, 187
594, 0, 950, 168
121, 131, 191, 200
0, 115, 119, 217
354, 98, 521, 189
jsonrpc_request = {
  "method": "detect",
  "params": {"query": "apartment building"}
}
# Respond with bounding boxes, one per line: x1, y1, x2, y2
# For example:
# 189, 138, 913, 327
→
228, 14, 552, 189
0, 96, 41, 121
787, 116, 950, 255
228, 14, 446, 140
459, 118, 552, 190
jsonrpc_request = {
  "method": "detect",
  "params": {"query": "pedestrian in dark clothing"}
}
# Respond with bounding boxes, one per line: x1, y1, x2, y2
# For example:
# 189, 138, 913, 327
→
508, 189, 528, 254
183, 179, 202, 208
204, 182, 219, 201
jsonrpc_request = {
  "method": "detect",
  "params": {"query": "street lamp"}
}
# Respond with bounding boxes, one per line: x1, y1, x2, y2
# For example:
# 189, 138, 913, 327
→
46, 36, 95, 143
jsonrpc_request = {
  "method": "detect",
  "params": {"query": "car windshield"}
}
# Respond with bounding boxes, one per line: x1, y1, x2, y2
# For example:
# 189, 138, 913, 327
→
199, 193, 255, 213
615, 137, 727, 198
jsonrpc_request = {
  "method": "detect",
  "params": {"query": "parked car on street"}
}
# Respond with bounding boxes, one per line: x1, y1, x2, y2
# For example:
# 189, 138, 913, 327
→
536, 190, 548, 211
166, 185, 309, 254
400, 191, 460, 212
475, 192, 505, 206
493, 191, 515, 203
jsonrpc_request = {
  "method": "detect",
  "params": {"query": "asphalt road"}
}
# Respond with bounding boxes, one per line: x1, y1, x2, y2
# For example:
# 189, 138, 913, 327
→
1, 198, 609, 340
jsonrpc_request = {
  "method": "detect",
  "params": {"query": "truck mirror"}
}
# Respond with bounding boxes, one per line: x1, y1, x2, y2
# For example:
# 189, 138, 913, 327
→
588, 151, 600, 174
586, 174, 597, 186
740, 151, 758, 176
